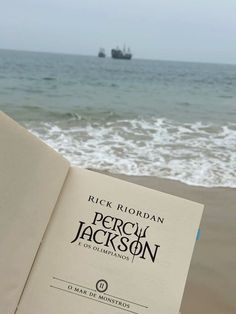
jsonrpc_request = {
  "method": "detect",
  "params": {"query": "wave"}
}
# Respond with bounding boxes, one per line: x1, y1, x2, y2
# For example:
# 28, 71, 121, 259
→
42, 77, 56, 81
19, 106, 128, 122
25, 117, 236, 188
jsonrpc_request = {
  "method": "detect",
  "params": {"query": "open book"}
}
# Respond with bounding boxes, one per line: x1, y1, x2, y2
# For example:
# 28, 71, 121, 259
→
0, 112, 203, 314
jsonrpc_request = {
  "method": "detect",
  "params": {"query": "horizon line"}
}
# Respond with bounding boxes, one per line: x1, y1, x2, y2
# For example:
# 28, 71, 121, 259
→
0, 47, 235, 67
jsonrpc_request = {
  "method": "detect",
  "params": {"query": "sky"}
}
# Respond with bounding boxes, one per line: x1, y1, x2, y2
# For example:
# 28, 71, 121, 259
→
1, 0, 236, 64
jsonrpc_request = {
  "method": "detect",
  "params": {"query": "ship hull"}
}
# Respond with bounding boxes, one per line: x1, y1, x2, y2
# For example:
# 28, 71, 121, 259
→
111, 49, 132, 60
98, 53, 106, 58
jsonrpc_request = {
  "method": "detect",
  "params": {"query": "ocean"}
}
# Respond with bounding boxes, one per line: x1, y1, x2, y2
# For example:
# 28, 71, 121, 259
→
0, 49, 236, 187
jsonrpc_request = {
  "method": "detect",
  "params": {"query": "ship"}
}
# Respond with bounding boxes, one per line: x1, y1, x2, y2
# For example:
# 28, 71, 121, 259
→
98, 48, 106, 58
111, 46, 132, 60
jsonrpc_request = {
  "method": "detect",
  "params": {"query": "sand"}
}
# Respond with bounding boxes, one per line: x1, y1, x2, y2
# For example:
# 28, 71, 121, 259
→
99, 171, 236, 314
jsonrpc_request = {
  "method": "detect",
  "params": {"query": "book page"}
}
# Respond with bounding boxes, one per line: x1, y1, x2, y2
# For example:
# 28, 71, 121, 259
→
16, 166, 203, 314
0, 112, 70, 314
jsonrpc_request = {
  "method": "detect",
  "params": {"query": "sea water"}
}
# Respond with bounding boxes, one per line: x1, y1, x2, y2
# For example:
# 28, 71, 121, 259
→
0, 49, 236, 187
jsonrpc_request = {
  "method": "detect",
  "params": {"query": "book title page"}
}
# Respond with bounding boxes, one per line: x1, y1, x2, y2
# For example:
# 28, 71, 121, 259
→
17, 167, 203, 314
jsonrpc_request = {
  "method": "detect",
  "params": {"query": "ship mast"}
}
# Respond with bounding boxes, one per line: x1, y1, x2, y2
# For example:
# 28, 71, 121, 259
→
123, 43, 126, 54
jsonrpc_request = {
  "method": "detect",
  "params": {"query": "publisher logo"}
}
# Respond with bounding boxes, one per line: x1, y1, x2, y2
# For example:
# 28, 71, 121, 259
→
96, 279, 108, 292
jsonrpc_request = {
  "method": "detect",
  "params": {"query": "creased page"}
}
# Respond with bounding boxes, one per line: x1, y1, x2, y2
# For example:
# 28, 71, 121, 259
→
16, 167, 203, 314
0, 112, 70, 314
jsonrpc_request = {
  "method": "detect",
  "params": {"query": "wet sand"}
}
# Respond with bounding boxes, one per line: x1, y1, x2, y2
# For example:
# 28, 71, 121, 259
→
99, 171, 236, 314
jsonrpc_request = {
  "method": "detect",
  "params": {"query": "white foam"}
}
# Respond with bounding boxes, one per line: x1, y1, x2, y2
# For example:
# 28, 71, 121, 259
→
27, 117, 236, 187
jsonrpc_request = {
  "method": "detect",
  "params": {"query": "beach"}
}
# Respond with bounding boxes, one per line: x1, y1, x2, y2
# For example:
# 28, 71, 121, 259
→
99, 171, 236, 314
0, 49, 236, 313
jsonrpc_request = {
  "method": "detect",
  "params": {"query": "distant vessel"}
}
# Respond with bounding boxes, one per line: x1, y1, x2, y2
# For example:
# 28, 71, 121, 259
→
111, 46, 132, 60
98, 48, 106, 58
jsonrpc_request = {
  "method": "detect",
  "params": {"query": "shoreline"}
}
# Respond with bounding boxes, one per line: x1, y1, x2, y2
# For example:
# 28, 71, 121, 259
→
94, 170, 236, 314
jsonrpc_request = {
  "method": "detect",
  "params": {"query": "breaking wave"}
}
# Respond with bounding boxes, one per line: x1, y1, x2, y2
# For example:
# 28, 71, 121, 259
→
26, 117, 236, 187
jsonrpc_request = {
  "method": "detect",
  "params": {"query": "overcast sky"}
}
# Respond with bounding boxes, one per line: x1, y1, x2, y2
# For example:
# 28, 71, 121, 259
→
1, 0, 236, 64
